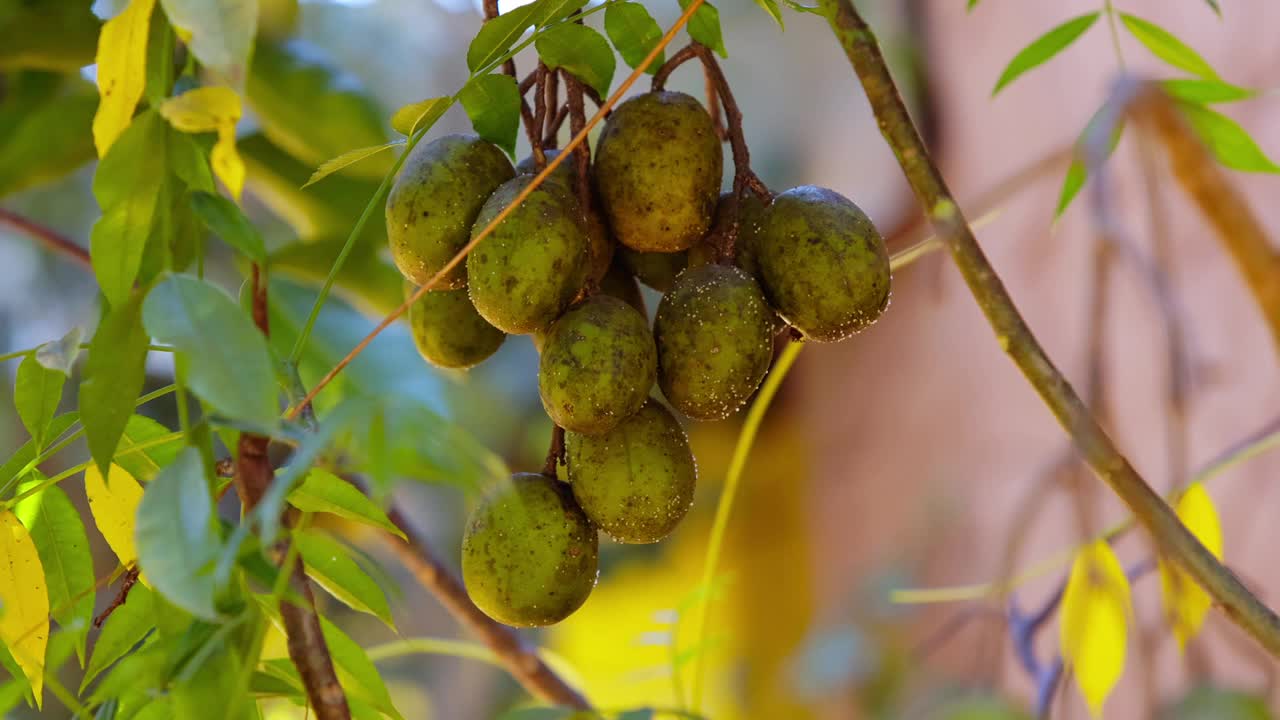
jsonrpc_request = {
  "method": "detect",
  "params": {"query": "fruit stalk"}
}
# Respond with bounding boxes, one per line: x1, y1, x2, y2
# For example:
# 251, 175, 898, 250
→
819, 0, 1280, 656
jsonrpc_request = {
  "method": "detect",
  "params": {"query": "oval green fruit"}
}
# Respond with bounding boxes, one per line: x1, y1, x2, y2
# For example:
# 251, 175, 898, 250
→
755, 185, 890, 342
539, 295, 656, 435
468, 174, 589, 334
566, 400, 696, 543
620, 247, 688, 292
689, 191, 771, 277
654, 264, 774, 420
405, 282, 504, 369
594, 91, 723, 253
599, 257, 647, 317
461, 473, 599, 627
385, 134, 515, 288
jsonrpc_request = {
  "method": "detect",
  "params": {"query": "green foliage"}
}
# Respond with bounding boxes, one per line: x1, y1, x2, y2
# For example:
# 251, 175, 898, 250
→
293, 529, 395, 627
158, 0, 257, 78
1118, 13, 1220, 80
1055, 106, 1125, 218
459, 74, 524, 156
288, 469, 405, 539
188, 190, 266, 263
1161, 78, 1255, 104
535, 24, 618, 98
1163, 685, 1270, 719
0, 73, 96, 198
679, 0, 727, 58
991, 12, 1098, 95
82, 585, 156, 691
14, 354, 65, 452
1179, 102, 1280, 173
605, 3, 665, 74
135, 448, 222, 620
0, 1, 100, 72
81, 294, 151, 475
468, 4, 541, 72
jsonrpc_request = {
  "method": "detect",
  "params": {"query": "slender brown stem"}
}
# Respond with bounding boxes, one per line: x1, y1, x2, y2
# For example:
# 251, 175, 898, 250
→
819, 0, 1280, 656
704, 63, 727, 141
531, 64, 549, 168
543, 69, 561, 146
543, 425, 566, 477
0, 208, 92, 269
650, 44, 699, 91
93, 567, 140, 628
482, 0, 517, 79
543, 104, 570, 148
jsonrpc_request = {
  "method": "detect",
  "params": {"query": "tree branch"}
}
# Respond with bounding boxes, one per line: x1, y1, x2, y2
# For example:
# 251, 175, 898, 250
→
0, 208, 92, 269
818, 0, 1280, 656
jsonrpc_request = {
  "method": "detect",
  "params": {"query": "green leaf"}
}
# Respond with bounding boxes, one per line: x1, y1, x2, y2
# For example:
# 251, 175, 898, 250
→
1203, 0, 1221, 16
606, 3, 665, 74
0, 3, 99, 72
320, 616, 404, 720
288, 469, 404, 539
143, 275, 279, 429
751, 0, 784, 27
188, 191, 266, 263
967, 0, 980, 10
679, 0, 727, 58
467, 4, 539, 73
295, 529, 394, 627
303, 141, 405, 189
82, 585, 155, 691
458, 74, 523, 157
1167, 685, 1269, 720
992, 12, 1099, 95
390, 96, 454, 138
134, 447, 221, 621
15, 354, 65, 451
158, 0, 257, 78
535, 25, 616, 98
0, 413, 77, 488
530, 0, 591, 26
1179, 102, 1280, 173
1161, 79, 1256, 104
1055, 105, 1125, 218
82, 292, 150, 475
115, 415, 184, 483
34, 326, 84, 376
1119, 13, 1220, 80
496, 708, 578, 720
14, 479, 94, 665
0, 75, 96, 198
90, 111, 169, 308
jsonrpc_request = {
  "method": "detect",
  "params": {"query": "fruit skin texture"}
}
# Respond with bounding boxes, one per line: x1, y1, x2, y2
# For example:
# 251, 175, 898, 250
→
566, 400, 696, 543
540, 295, 657, 435
689, 191, 771, 278
599, 257, 647, 317
654, 264, 774, 421
756, 185, 891, 342
385, 134, 514, 288
468, 174, 589, 334
621, 247, 688, 292
518, 150, 615, 286
594, 91, 723, 253
405, 282, 504, 369
461, 473, 599, 627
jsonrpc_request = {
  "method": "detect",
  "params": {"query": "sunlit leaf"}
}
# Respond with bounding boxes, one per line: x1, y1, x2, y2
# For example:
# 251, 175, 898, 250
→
85, 464, 145, 571
467, 4, 538, 73
81, 585, 154, 691
1060, 540, 1130, 718
1178, 102, 1280, 173
288, 469, 404, 539
15, 355, 65, 452
188, 191, 265, 263
1161, 78, 1256, 104
535, 24, 616, 98
992, 12, 1099, 95
531, 0, 590, 26
459, 74, 523, 157
295, 529, 394, 627
159, 87, 245, 199
390, 96, 453, 138
158, 0, 257, 79
320, 616, 404, 720
81, 292, 150, 474
1055, 105, 1124, 218
679, 0, 727, 58
92, 0, 156, 156
134, 447, 220, 621
0, 414, 77, 490
115, 415, 183, 484
751, 0, 783, 28
1159, 483, 1222, 650
14, 478, 94, 665
0, 510, 48, 708
1119, 13, 1220, 80
303, 141, 405, 189
605, 3, 665, 74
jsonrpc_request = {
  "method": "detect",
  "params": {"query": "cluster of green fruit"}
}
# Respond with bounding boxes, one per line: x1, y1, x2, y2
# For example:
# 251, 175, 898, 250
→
385, 90, 891, 627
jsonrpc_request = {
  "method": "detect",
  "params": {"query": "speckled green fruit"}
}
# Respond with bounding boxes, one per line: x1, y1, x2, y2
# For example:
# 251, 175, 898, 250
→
594, 91, 723, 252
566, 400, 696, 543
386, 134, 514, 288
654, 264, 774, 420
516, 153, 614, 286
621, 247, 688, 292
516, 148, 578, 186
599, 257, 647, 316
689, 191, 771, 277
405, 281, 504, 369
461, 473, 598, 627
756, 186, 890, 342
540, 295, 656, 435
468, 175, 589, 334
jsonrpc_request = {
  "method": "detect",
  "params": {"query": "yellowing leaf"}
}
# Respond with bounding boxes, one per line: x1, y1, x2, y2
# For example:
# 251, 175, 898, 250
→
92, 0, 157, 156
212, 126, 245, 200
84, 463, 143, 570
1159, 483, 1223, 650
1060, 540, 1130, 718
0, 511, 49, 709
160, 87, 245, 199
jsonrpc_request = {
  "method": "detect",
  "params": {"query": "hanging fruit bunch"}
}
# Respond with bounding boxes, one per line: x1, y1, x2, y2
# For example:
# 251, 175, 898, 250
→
385, 38, 890, 627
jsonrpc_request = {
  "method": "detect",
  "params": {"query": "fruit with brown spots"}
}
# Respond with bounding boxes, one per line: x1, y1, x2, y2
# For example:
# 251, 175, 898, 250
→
405, 282, 504, 369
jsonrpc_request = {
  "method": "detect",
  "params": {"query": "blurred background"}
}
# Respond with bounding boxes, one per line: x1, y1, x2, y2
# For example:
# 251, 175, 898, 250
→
2, 0, 1280, 717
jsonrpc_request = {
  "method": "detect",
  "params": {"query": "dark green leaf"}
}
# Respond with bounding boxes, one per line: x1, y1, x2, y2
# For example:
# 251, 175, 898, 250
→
295, 529, 394, 627
188, 191, 266, 263
135, 447, 221, 620
0, 76, 96, 198
992, 12, 1099, 95
1203, 0, 1221, 15
81, 585, 155, 691
1055, 105, 1125, 218
168, 131, 216, 193
617, 710, 656, 720
143, 275, 279, 429
288, 469, 404, 539
1119, 13, 1219, 80
679, 0, 727, 58
15, 478, 94, 665
82, 292, 150, 475
531, 0, 591, 26
459, 74, 523, 157
496, 708, 578, 720
467, 5, 539, 73
115, 415, 184, 483
0, 413, 77, 488
0, 3, 99, 72
535, 24, 616, 98
35, 326, 84, 376
1161, 79, 1255, 104
1179, 102, 1280, 173
320, 616, 404, 720
249, 670, 301, 697
15, 354, 65, 451
606, 3, 665, 74
303, 140, 405, 188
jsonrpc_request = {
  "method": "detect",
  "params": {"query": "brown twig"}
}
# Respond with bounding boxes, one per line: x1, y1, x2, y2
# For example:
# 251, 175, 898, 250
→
543, 69, 561, 146
93, 567, 140, 628
483, 0, 517, 78
650, 44, 699, 91
530, 64, 550, 169
0, 208, 92, 269
543, 425, 566, 478
543, 103, 570, 148
704, 64, 727, 141
820, 0, 1280, 656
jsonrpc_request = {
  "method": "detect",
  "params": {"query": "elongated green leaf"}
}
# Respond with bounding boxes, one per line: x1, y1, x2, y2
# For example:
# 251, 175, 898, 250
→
35, 327, 84, 376
1055, 106, 1125, 217
679, 0, 727, 58
135, 448, 220, 621
751, 0, 783, 27
188, 191, 265, 263
159, 0, 256, 78
536, 24, 616, 99
1119, 13, 1219, 80
606, 3, 664, 74
295, 529, 394, 626
82, 292, 150, 475
993, 13, 1099, 95
1179, 102, 1280, 173
467, 5, 538, 73
0, 413, 77, 488
81, 585, 154, 691
288, 469, 404, 539
531, 0, 590, 26
14, 478, 94, 665
459, 74, 522, 157
1161, 78, 1256, 104
321, 617, 403, 720
967, 0, 980, 10
143, 275, 279, 429
303, 141, 405, 189
115, 415, 184, 483
390, 96, 453, 138
15, 355, 65, 451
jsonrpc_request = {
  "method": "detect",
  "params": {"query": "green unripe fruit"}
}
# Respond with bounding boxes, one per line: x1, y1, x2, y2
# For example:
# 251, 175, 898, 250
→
539, 296, 657, 435
594, 91, 723, 253
516, 148, 578, 186
385, 134, 514, 288
756, 186, 890, 342
599, 257, 647, 316
405, 282, 504, 369
461, 473, 599, 627
468, 175, 589, 334
566, 400, 696, 543
620, 247, 688, 292
516, 152, 614, 286
654, 264, 774, 420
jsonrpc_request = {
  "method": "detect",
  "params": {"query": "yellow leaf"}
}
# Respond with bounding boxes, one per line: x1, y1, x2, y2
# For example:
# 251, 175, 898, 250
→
1060, 540, 1130, 718
0, 511, 49, 709
158, 86, 242, 134
212, 127, 245, 201
92, 0, 157, 156
1159, 483, 1223, 650
84, 464, 143, 570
